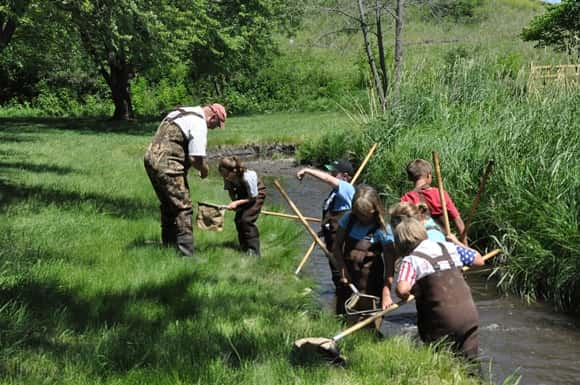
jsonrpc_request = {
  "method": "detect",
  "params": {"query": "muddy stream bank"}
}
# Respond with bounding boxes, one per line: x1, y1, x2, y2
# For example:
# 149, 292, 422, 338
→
242, 158, 580, 385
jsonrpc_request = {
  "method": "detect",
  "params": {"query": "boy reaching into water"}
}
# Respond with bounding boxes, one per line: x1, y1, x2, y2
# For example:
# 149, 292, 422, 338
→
296, 160, 356, 314
400, 159, 465, 237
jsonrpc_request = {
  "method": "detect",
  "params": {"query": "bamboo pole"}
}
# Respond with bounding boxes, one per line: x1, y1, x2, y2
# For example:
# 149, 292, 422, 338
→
294, 143, 378, 275
261, 210, 321, 223
294, 242, 316, 275
273, 180, 339, 270
432, 151, 451, 236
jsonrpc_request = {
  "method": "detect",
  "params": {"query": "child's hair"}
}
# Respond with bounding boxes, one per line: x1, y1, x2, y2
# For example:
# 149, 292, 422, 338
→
392, 217, 427, 255
352, 184, 386, 231
218, 157, 246, 176
389, 202, 430, 227
406, 159, 432, 182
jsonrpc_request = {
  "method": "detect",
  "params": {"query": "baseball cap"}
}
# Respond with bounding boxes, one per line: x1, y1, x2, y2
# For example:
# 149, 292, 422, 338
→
209, 103, 227, 128
324, 159, 354, 176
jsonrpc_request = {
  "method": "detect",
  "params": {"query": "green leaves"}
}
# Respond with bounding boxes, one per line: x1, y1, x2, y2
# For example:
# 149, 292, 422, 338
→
521, 0, 580, 57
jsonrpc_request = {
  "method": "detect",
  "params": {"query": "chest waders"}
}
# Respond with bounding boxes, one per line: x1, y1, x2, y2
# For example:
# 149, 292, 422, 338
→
338, 219, 384, 318
413, 243, 479, 360
228, 178, 267, 257
321, 191, 351, 313
143, 109, 205, 256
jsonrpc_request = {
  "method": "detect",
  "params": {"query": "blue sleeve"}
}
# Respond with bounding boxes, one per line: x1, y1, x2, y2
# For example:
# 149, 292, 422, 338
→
334, 180, 355, 211
456, 245, 476, 266
377, 226, 394, 245
337, 180, 355, 201
338, 212, 351, 229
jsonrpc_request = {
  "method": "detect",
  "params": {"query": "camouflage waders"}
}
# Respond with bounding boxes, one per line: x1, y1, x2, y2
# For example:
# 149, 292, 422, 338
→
144, 120, 194, 256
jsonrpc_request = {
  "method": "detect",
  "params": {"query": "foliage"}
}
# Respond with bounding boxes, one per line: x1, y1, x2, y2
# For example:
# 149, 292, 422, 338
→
421, 0, 486, 23
188, 1, 304, 98
521, 0, 580, 57
298, 52, 580, 312
0, 0, 30, 53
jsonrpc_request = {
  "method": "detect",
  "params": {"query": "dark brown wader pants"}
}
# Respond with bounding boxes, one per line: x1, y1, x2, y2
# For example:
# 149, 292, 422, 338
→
234, 182, 266, 256
413, 243, 480, 361
338, 222, 385, 317
321, 210, 349, 314
144, 121, 194, 256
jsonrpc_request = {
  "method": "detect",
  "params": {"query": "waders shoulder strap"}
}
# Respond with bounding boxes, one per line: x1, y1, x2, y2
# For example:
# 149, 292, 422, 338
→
410, 242, 456, 271
165, 108, 205, 123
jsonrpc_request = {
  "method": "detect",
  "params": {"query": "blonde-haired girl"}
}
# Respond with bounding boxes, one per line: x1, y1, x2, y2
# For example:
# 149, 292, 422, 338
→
389, 201, 445, 242
333, 185, 396, 315
392, 216, 484, 361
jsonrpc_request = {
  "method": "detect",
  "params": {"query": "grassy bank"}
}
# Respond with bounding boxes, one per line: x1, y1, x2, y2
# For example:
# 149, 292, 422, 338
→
297, 54, 580, 312
0, 116, 501, 384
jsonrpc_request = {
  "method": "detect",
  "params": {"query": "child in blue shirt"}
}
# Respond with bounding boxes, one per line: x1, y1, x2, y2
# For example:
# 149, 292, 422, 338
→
334, 185, 396, 315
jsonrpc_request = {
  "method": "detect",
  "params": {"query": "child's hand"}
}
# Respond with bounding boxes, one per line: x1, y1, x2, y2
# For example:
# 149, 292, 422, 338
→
446, 233, 461, 245
296, 169, 306, 181
227, 202, 238, 210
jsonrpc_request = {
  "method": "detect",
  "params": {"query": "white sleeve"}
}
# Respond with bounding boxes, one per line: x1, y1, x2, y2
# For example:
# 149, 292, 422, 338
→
243, 170, 259, 198
187, 124, 207, 157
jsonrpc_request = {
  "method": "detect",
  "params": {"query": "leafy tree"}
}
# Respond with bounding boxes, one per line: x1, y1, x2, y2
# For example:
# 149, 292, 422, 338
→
55, 0, 302, 120
0, 0, 30, 54
0, 1, 99, 105
188, 0, 303, 100
521, 0, 579, 57
55, 1, 188, 120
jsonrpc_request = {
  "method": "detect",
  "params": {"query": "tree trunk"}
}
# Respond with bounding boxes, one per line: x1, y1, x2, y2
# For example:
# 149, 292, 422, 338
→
394, 0, 404, 104
375, 0, 388, 110
107, 54, 133, 121
357, 0, 386, 112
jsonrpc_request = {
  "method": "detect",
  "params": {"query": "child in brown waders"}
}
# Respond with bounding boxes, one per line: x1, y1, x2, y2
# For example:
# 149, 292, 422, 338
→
219, 157, 266, 257
296, 160, 356, 315
392, 216, 484, 366
334, 185, 396, 321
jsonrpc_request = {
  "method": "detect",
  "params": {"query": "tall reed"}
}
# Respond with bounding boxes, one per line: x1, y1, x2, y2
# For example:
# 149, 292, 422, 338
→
298, 53, 580, 311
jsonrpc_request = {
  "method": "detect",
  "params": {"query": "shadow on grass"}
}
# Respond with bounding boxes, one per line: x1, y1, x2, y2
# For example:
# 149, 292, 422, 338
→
0, 117, 159, 136
0, 161, 76, 175
0, 179, 155, 218
0, 261, 287, 375
0, 133, 38, 143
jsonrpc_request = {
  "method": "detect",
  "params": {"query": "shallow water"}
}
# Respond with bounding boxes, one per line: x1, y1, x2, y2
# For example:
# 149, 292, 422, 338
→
247, 158, 580, 385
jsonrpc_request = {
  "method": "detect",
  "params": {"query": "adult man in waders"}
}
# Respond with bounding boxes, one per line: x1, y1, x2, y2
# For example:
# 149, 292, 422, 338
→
144, 104, 227, 256
296, 160, 355, 314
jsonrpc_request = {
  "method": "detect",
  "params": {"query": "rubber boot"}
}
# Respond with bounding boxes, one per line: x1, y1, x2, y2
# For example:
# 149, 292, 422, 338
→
245, 237, 261, 257
176, 235, 194, 257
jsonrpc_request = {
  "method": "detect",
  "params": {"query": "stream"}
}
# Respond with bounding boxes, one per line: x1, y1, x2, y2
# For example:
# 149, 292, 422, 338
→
245, 158, 580, 385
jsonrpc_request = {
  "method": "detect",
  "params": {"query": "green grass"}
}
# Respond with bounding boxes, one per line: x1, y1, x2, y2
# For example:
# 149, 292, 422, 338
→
0, 116, 504, 384
207, 111, 353, 146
